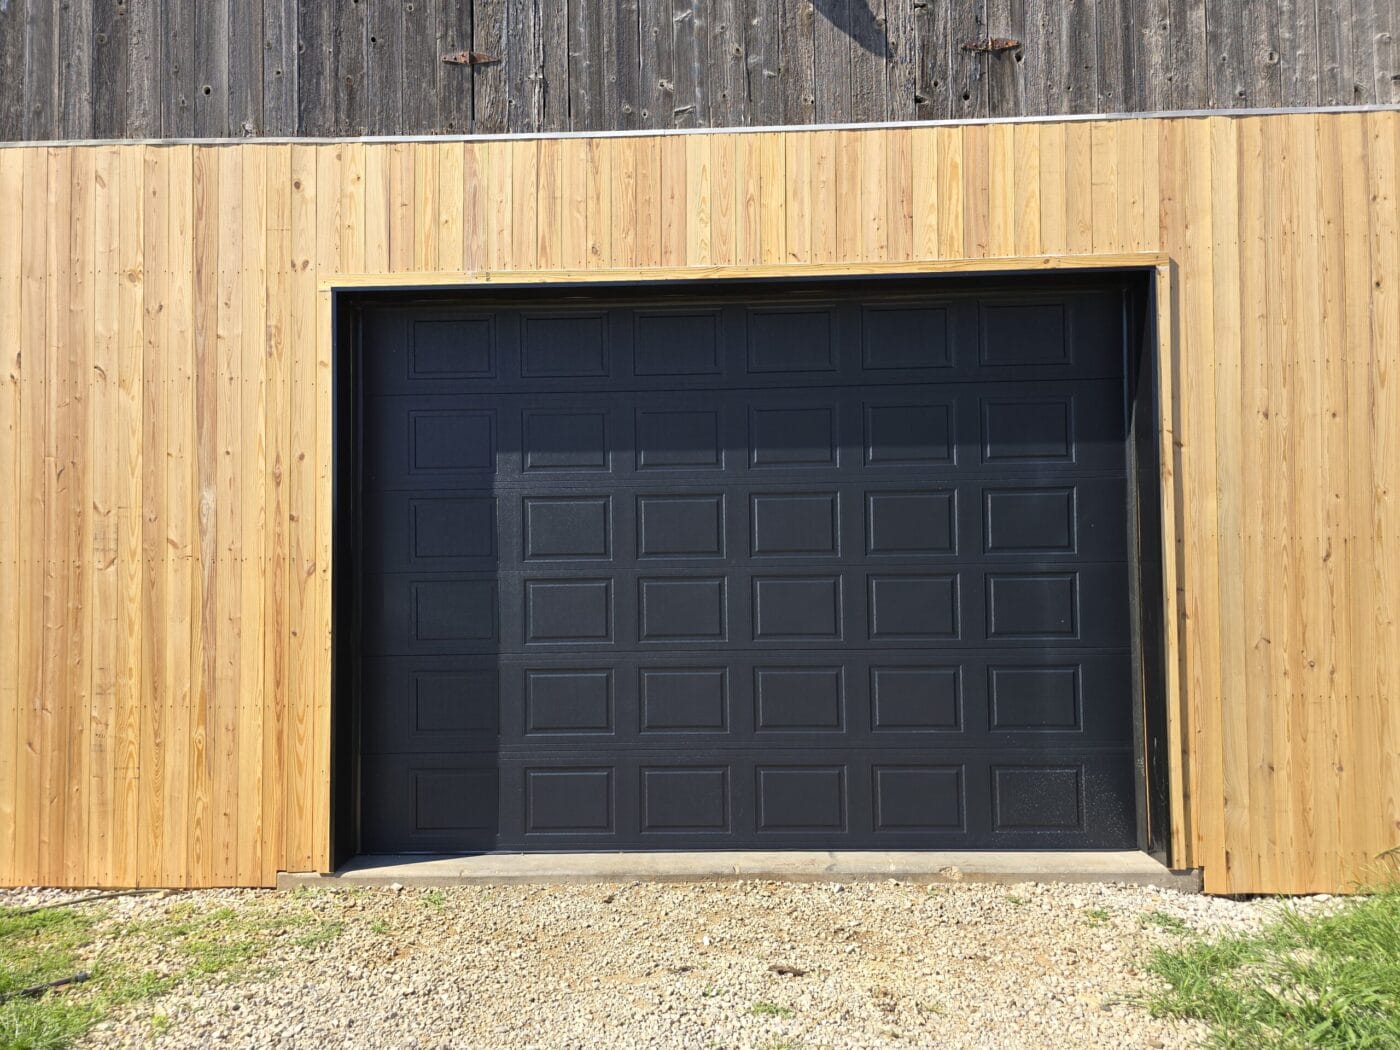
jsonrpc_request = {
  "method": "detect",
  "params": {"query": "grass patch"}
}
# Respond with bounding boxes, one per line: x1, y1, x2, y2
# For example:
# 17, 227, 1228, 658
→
1141, 910, 1190, 934
1083, 907, 1111, 927
1146, 884, 1400, 1048
0, 894, 347, 1049
0, 906, 107, 1050
751, 1001, 795, 1018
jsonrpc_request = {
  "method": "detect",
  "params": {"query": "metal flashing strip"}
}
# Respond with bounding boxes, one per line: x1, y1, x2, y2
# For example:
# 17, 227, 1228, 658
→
3, 104, 1398, 149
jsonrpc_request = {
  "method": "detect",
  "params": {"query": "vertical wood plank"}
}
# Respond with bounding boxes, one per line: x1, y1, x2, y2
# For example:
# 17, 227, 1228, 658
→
1208, 116, 1248, 889
42, 147, 78, 886
1012, 122, 1042, 256
985, 123, 1016, 257
364, 145, 390, 275
1235, 115, 1276, 892
659, 136, 687, 268
284, 144, 317, 870
562, 138, 592, 270
237, 145, 267, 887
463, 142, 489, 272
163, 145, 195, 885
685, 135, 713, 267
910, 128, 939, 261
261, 143, 292, 886
189, 145, 219, 889
89, 146, 121, 886
611, 139, 639, 270
14, 148, 48, 885
0, 150, 22, 885
436, 143, 465, 274
885, 129, 913, 264
1334, 113, 1377, 880
136, 146, 168, 888
1365, 112, 1400, 867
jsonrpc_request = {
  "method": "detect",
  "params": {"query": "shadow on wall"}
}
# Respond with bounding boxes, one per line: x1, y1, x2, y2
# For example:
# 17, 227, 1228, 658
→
812, 0, 892, 58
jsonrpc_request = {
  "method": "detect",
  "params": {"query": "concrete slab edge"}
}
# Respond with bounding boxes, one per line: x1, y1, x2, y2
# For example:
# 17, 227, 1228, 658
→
278, 860, 1202, 894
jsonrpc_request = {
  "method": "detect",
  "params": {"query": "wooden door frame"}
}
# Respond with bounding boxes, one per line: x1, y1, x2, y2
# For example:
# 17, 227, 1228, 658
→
319, 253, 1186, 869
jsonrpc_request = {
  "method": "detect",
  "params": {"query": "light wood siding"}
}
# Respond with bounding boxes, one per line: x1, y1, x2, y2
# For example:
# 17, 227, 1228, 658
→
0, 113, 1397, 893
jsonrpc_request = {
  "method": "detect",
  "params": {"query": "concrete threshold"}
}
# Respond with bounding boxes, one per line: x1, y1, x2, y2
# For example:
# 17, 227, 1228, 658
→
279, 851, 1201, 893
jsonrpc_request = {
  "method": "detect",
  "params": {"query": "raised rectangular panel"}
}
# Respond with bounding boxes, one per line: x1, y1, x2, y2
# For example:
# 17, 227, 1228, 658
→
640, 577, 727, 641
524, 579, 613, 643
410, 317, 494, 378
523, 410, 610, 471
413, 580, 498, 641
979, 302, 1069, 365
412, 671, 499, 733
864, 403, 953, 464
993, 766, 1083, 830
873, 766, 964, 830
413, 770, 498, 831
751, 492, 839, 556
750, 406, 837, 467
636, 409, 722, 469
868, 575, 958, 640
638, 494, 725, 557
870, 666, 961, 730
747, 307, 835, 371
984, 487, 1076, 553
525, 769, 614, 832
411, 497, 496, 559
989, 666, 1082, 730
755, 667, 845, 730
522, 313, 607, 376
524, 496, 611, 559
982, 397, 1073, 461
409, 411, 495, 472
753, 576, 843, 640
866, 491, 955, 555
525, 669, 613, 733
640, 668, 729, 731
635, 311, 722, 375
757, 766, 846, 830
987, 573, 1079, 638
861, 305, 951, 369
641, 767, 729, 831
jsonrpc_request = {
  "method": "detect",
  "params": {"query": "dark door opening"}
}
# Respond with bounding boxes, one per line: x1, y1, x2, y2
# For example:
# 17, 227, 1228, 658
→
332, 271, 1165, 859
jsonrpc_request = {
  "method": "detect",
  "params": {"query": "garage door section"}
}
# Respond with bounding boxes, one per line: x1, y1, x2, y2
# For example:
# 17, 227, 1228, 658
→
355, 280, 1137, 852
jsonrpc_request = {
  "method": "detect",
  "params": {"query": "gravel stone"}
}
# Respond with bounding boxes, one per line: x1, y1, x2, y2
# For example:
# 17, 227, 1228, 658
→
0, 880, 1321, 1048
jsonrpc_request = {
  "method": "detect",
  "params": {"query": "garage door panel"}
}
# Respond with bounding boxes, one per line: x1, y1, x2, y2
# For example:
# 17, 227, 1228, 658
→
361, 477, 1129, 574
360, 747, 1135, 851
360, 291, 1123, 400
361, 563, 1131, 656
361, 652, 1133, 754
356, 282, 1138, 853
362, 382, 1125, 491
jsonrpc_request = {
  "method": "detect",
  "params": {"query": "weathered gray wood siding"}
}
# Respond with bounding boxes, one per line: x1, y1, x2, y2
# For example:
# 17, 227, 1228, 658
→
1, 0, 1396, 140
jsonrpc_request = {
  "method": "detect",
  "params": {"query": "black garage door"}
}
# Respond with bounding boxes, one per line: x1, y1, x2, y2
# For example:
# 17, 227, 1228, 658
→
354, 278, 1138, 852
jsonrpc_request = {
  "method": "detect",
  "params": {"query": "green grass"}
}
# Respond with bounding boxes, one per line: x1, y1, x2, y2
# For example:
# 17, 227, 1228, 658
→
1083, 907, 1112, 927
1146, 883, 1400, 1048
0, 896, 347, 1050
0, 907, 105, 1050
751, 1001, 795, 1018
1141, 910, 1190, 934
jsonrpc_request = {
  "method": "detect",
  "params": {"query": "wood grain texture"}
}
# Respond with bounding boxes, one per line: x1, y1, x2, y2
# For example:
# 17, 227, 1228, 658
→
2, 1, 1398, 141
0, 112, 1397, 894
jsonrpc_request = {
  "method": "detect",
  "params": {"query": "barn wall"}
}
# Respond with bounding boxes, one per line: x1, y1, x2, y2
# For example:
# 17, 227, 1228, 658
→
0, 111, 1397, 893
1, 0, 1397, 140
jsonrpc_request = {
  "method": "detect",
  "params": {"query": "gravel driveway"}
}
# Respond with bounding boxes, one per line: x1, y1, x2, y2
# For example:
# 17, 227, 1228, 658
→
6, 879, 1310, 1049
